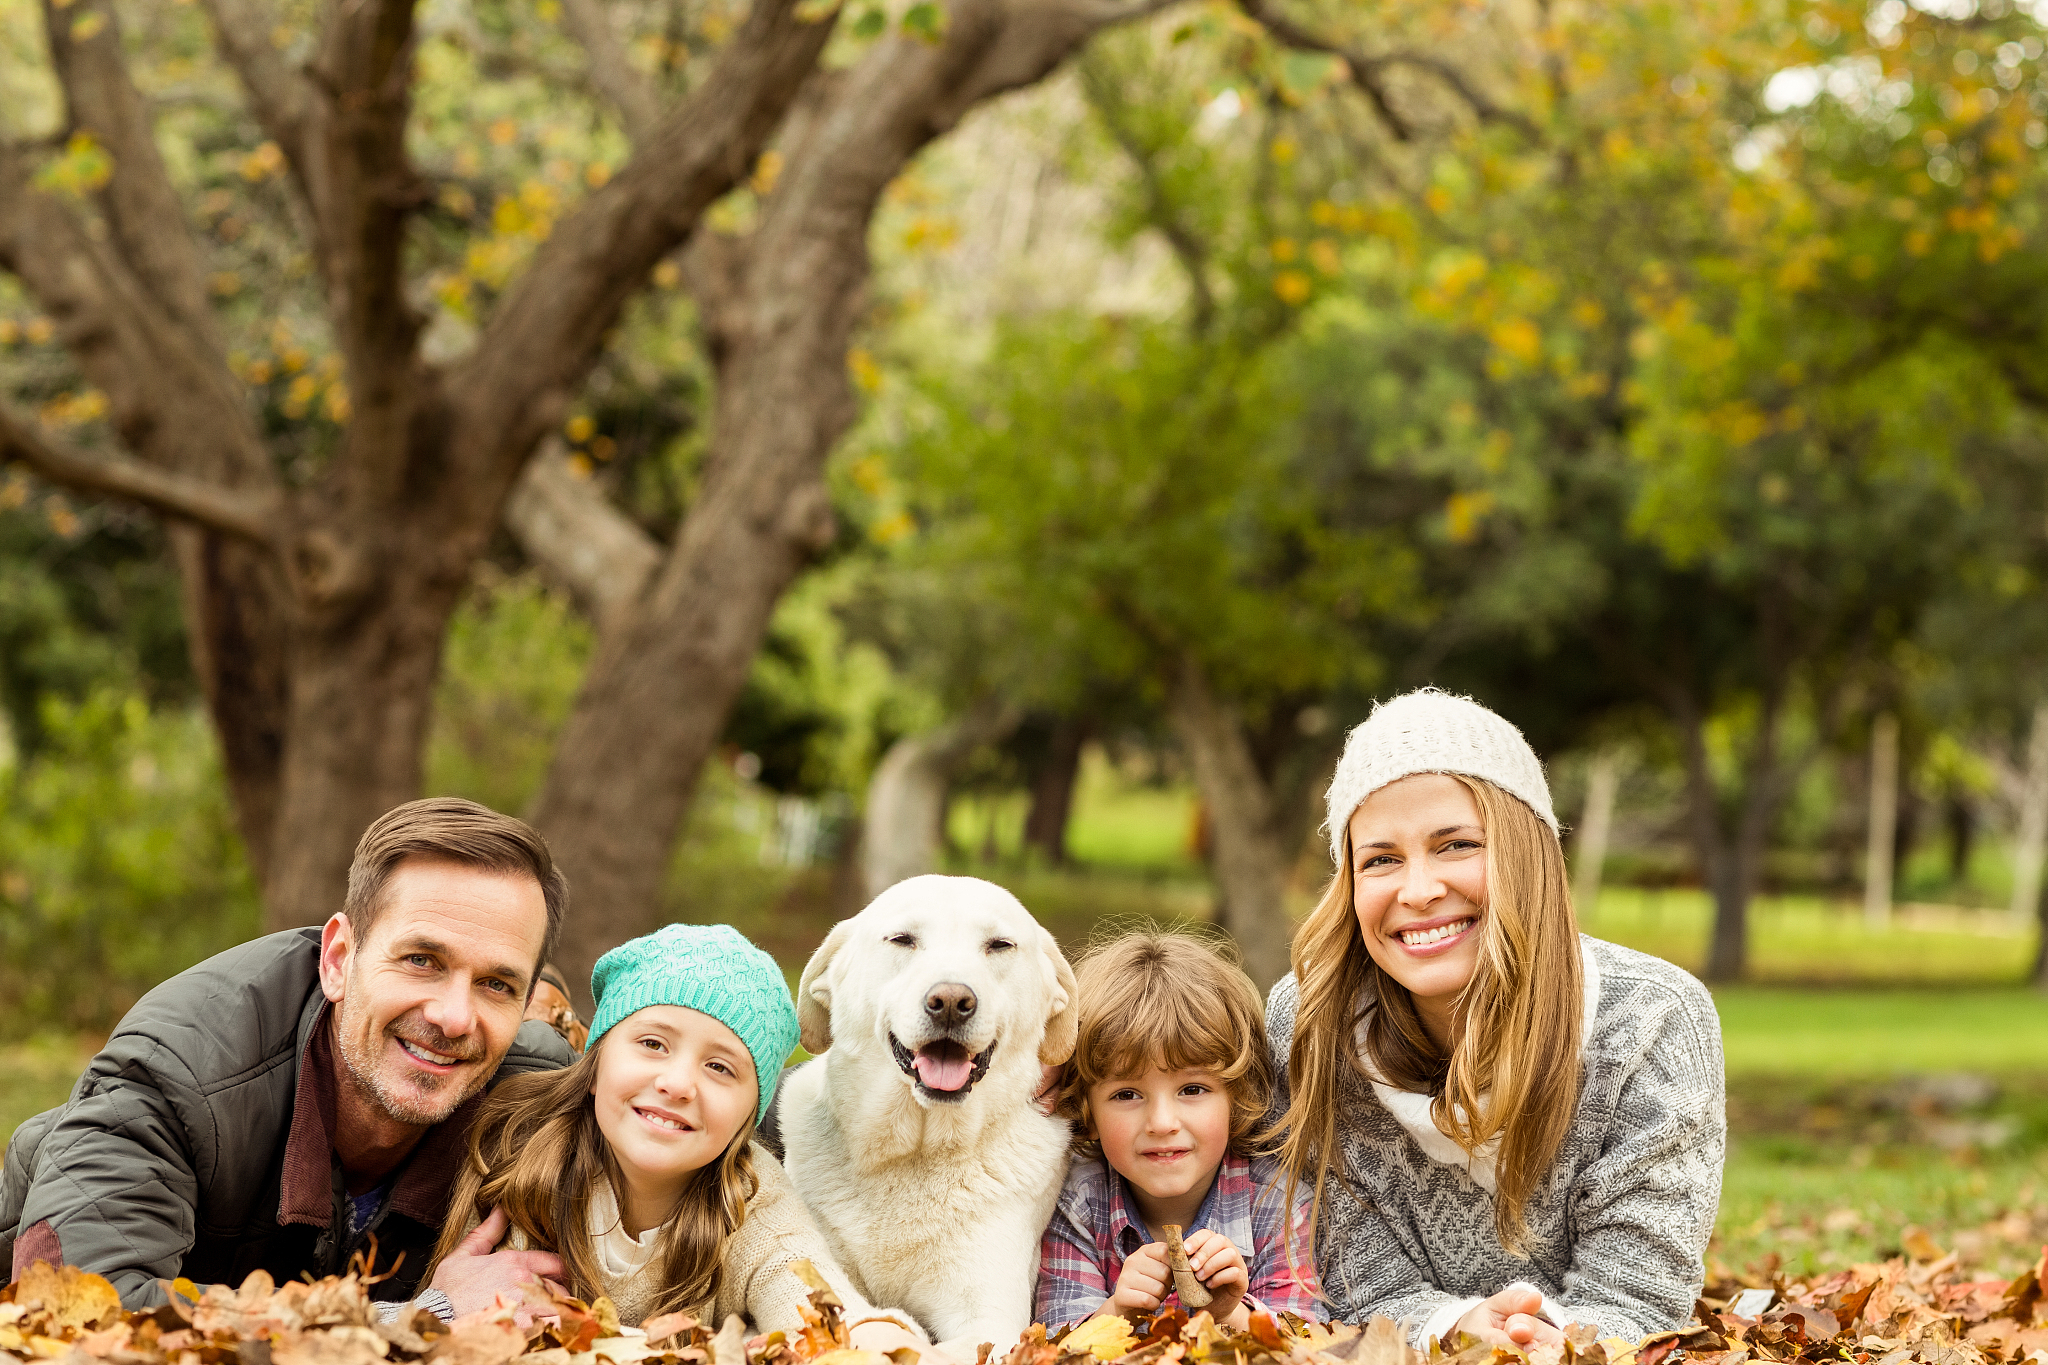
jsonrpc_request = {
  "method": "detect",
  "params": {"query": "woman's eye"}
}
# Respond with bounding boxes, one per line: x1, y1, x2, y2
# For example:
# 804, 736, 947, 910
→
1358, 855, 1394, 872
1442, 839, 1481, 853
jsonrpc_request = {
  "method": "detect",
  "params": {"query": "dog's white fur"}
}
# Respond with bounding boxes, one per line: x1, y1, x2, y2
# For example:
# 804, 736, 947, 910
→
778, 875, 1078, 1356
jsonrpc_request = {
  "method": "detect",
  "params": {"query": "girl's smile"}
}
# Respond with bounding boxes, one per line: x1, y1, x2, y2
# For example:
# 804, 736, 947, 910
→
591, 1004, 756, 1234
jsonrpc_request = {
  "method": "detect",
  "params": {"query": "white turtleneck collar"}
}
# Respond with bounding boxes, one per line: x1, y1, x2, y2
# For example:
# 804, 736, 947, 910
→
1351, 937, 1602, 1193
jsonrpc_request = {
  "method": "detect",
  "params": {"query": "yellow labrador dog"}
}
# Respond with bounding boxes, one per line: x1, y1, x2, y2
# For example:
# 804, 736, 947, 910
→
778, 875, 1078, 1355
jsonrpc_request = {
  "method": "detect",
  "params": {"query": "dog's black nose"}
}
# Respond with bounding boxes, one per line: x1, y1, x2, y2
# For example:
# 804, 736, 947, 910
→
924, 982, 977, 1026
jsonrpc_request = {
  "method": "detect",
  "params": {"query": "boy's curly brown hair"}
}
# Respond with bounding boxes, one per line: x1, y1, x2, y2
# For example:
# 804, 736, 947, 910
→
1051, 928, 1276, 1155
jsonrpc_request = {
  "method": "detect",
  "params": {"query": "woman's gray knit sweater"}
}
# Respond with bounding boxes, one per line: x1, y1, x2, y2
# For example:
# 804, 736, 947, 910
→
1267, 936, 1724, 1345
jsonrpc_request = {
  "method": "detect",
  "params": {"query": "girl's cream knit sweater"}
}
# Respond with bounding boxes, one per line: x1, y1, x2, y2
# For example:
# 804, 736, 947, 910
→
499, 1145, 922, 1339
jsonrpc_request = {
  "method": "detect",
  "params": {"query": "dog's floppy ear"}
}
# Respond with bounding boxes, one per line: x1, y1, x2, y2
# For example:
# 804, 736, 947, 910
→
796, 919, 853, 1055
1038, 930, 1080, 1065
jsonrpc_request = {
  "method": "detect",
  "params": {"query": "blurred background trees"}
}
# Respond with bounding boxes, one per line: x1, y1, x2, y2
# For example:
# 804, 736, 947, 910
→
5, 0, 2048, 1024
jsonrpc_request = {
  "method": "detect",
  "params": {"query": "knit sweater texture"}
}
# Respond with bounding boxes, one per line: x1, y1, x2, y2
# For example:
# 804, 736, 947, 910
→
1266, 936, 1724, 1345
499, 1145, 920, 1338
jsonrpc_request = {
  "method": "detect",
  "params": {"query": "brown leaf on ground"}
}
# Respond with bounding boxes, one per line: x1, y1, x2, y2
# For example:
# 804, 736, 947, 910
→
13, 1263, 124, 1335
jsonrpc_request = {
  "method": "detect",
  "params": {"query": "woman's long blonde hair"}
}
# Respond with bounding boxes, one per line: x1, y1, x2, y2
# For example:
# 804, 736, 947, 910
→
425, 1043, 760, 1316
1268, 774, 1583, 1252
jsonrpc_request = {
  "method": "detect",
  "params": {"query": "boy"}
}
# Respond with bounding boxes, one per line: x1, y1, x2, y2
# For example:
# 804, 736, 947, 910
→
1035, 931, 1320, 1328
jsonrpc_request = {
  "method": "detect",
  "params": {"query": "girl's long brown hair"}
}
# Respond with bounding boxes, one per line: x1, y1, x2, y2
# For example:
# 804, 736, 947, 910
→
1268, 774, 1583, 1253
426, 1044, 760, 1317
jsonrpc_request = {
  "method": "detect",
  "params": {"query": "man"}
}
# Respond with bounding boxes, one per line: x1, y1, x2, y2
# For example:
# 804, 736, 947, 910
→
0, 797, 575, 1315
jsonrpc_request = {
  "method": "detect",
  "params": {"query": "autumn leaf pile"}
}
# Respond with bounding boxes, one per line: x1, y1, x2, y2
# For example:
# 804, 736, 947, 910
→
7, 1237, 2048, 1365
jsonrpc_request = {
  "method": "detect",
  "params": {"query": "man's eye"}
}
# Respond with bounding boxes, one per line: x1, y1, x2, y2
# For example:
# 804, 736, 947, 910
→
406, 954, 435, 969
482, 979, 512, 995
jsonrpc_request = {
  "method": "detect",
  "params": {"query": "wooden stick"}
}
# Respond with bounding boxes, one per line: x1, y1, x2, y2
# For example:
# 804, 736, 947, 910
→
1162, 1224, 1213, 1309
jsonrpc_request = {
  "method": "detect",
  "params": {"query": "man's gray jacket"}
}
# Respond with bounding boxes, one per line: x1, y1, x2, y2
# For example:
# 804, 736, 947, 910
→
0, 927, 572, 1307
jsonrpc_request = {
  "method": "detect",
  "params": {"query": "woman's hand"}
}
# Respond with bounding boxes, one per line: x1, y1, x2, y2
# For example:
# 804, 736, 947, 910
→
1453, 1288, 1564, 1349
849, 1320, 952, 1364
1177, 1230, 1251, 1328
1103, 1244, 1171, 1317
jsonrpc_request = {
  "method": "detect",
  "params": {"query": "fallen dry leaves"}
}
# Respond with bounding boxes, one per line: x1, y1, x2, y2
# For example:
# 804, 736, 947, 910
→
6, 1234, 2047, 1365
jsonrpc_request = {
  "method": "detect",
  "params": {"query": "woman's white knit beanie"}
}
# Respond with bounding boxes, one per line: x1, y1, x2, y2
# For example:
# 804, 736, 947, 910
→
1324, 688, 1559, 865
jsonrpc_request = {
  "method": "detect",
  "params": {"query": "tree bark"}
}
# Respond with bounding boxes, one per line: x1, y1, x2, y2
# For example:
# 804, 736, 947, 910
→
4, 0, 835, 928
862, 699, 1020, 901
530, 0, 1178, 995
1022, 718, 1089, 865
1167, 655, 1294, 990
1675, 691, 1790, 984
1863, 712, 1899, 928
1571, 747, 1621, 922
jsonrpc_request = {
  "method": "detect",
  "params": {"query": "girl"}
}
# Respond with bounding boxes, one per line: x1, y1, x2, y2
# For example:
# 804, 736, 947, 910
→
427, 923, 926, 1349
1268, 690, 1723, 1348
1036, 931, 1319, 1330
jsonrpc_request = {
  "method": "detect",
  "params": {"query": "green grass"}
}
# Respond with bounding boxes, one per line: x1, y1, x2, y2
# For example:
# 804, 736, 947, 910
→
1714, 1143, 2048, 1276
0, 1033, 91, 1147
1590, 888, 2036, 985
1714, 987, 2048, 1076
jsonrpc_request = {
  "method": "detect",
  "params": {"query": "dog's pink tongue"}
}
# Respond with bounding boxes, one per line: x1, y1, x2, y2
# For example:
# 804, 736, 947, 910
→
913, 1049, 973, 1092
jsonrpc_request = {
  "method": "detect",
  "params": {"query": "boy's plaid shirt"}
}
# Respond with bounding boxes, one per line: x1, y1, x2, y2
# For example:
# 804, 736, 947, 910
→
1034, 1150, 1321, 1328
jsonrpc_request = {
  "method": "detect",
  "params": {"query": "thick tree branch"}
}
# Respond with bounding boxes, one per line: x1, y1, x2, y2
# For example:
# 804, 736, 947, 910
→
194, 0, 318, 167
558, 0, 661, 139
448, 0, 835, 466
1236, 0, 1539, 142
0, 403, 283, 543
0, 149, 279, 494
504, 439, 662, 621
42, 0, 222, 348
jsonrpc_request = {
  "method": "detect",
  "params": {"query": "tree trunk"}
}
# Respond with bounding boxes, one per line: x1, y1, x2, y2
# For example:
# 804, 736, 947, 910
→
2010, 703, 2048, 922
862, 698, 1018, 901
1167, 655, 1294, 990
531, 0, 1176, 999
1863, 711, 1899, 928
261, 570, 472, 925
1022, 718, 1088, 865
1678, 701, 1787, 984
1571, 747, 1622, 922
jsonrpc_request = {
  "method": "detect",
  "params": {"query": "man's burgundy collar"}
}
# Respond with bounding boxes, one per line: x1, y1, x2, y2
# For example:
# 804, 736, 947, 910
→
277, 1000, 486, 1229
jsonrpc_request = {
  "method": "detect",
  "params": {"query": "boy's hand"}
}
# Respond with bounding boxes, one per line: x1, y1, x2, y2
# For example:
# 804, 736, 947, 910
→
1178, 1229, 1250, 1327
1104, 1244, 1172, 1316
1453, 1288, 1564, 1349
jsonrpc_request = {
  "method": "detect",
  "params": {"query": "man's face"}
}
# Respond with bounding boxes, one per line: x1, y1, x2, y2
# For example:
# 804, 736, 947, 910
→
321, 857, 550, 1128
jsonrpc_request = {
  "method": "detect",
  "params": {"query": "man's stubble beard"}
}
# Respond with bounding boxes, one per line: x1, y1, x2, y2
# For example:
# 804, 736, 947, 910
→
334, 968, 492, 1128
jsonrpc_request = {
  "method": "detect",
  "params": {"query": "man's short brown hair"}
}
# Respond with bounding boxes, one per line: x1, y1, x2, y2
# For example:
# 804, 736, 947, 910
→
343, 797, 569, 973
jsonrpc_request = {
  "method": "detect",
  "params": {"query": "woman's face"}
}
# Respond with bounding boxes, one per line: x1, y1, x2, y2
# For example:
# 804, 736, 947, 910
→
591, 1005, 756, 1196
1347, 773, 1489, 1037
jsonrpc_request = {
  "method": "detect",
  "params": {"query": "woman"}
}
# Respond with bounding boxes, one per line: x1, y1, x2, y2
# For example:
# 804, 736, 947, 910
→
1267, 689, 1724, 1347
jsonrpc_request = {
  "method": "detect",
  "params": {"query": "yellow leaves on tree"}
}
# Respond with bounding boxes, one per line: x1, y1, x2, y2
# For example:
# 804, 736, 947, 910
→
33, 132, 113, 198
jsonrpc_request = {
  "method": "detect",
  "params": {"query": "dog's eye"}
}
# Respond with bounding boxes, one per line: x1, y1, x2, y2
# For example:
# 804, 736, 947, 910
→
886, 932, 918, 948
985, 938, 1016, 953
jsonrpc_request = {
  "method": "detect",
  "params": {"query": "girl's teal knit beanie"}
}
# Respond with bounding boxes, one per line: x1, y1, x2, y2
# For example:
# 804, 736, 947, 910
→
587, 923, 799, 1121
